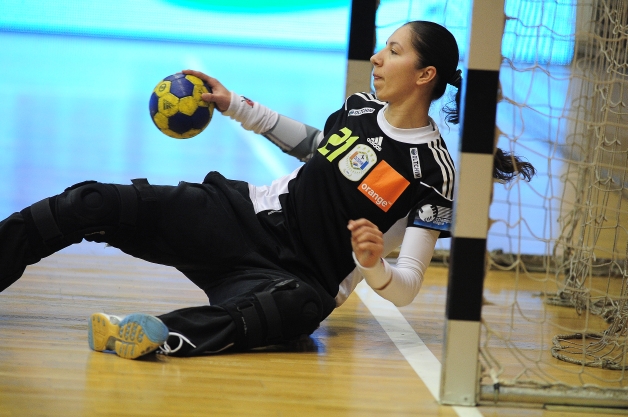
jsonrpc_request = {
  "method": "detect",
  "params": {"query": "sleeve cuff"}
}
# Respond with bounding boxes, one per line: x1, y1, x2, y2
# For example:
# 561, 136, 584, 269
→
222, 91, 238, 117
352, 252, 392, 290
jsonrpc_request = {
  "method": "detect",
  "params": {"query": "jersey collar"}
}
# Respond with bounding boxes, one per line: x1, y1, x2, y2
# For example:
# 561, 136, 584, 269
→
377, 105, 441, 144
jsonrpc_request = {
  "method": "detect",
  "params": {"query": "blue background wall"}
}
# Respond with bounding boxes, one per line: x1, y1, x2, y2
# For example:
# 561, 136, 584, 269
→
0, 0, 575, 255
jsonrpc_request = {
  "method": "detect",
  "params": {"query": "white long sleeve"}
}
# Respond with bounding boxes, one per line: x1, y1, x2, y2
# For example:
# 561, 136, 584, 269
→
222, 92, 323, 161
222, 92, 278, 134
353, 227, 439, 307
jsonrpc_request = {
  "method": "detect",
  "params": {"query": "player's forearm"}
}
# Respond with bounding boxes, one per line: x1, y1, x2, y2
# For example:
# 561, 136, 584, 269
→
353, 227, 438, 306
353, 255, 423, 307
223, 92, 322, 161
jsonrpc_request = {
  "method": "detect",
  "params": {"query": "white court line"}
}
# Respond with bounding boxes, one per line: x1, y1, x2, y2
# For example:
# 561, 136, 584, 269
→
355, 281, 483, 417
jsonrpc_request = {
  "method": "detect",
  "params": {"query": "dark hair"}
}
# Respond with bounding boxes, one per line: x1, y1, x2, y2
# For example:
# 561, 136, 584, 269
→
404, 21, 461, 123
493, 148, 536, 183
404, 20, 536, 183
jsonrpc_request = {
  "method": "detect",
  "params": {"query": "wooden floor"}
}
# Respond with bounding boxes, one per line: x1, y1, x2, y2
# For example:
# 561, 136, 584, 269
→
1, 247, 627, 417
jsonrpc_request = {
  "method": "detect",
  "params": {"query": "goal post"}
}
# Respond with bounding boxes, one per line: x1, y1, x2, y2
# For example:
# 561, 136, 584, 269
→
345, 0, 378, 97
439, 0, 504, 406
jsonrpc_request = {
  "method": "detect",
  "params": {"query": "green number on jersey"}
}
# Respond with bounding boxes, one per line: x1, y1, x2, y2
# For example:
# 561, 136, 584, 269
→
318, 127, 359, 162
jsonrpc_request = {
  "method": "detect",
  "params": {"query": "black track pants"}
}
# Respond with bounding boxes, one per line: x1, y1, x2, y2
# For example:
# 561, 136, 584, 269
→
0, 212, 40, 292
0, 172, 336, 355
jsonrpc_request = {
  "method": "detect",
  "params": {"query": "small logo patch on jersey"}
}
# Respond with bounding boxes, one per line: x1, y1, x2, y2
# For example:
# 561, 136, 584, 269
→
410, 147, 422, 179
339, 144, 377, 181
358, 161, 410, 212
348, 108, 375, 116
413, 204, 452, 230
367, 136, 383, 151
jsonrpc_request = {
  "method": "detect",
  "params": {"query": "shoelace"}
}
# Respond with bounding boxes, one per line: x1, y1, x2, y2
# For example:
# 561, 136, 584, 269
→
158, 332, 197, 355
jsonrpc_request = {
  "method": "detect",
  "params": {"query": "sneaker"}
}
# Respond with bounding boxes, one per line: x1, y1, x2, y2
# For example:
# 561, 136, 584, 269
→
88, 312, 169, 359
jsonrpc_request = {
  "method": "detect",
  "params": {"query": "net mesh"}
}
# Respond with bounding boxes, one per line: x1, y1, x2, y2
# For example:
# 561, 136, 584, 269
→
484, 0, 628, 396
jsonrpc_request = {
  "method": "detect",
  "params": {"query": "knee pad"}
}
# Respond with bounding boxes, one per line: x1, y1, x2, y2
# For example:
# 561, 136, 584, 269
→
21, 181, 139, 252
56, 181, 119, 236
224, 279, 324, 350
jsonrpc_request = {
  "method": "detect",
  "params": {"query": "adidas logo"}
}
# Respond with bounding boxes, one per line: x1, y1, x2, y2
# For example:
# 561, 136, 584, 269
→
163, 100, 174, 110
367, 136, 383, 151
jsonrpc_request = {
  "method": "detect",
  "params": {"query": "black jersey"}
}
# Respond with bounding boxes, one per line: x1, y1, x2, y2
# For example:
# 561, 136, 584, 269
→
267, 93, 455, 296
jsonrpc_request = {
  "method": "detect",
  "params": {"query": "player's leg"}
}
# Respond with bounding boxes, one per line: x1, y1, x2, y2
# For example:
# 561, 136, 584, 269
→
86, 271, 336, 359
0, 177, 164, 292
0, 176, 246, 292
115, 178, 253, 271
0, 212, 41, 292
154, 271, 337, 357
0, 180, 130, 292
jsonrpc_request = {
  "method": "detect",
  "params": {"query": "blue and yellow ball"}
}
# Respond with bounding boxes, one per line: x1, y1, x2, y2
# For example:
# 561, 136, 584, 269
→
149, 73, 214, 139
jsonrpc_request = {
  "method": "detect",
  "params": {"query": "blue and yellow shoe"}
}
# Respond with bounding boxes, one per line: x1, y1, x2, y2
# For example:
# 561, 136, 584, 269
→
88, 312, 169, 359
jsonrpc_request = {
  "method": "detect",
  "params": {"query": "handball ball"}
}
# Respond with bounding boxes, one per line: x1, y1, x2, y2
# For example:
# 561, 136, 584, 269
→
149, 73, 215, 139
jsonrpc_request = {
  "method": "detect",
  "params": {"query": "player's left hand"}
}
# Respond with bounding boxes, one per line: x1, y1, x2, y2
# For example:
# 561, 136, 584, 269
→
348, 218, 384, 268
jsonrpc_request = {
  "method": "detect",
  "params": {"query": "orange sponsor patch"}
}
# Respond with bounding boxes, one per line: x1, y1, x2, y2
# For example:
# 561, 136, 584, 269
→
358, 161, 410, 212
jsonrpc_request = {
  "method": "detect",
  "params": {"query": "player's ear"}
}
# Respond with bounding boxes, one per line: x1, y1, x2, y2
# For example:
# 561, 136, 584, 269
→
416, 66, 437, 86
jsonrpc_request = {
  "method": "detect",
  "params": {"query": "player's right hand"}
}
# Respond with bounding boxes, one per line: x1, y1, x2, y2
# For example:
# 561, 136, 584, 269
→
182, 70, 231, 112
347, 218, 384, 269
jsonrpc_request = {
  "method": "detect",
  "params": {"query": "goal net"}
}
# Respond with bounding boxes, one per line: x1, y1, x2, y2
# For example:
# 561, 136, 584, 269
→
375, 0, 627, 408
480, 0, 628, 406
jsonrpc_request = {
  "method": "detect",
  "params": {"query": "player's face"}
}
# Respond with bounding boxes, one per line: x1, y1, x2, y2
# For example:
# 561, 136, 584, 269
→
370, 25, 422, 103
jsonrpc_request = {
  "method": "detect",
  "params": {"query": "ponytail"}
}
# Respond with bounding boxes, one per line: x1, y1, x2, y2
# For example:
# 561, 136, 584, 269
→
493, 148, 536, 183
443, 73, 535, 183
442, 69, 462, 125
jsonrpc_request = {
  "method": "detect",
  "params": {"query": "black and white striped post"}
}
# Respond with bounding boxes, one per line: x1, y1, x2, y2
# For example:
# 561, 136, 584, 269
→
345, 0, 378, 97
439, 0, 505, 406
